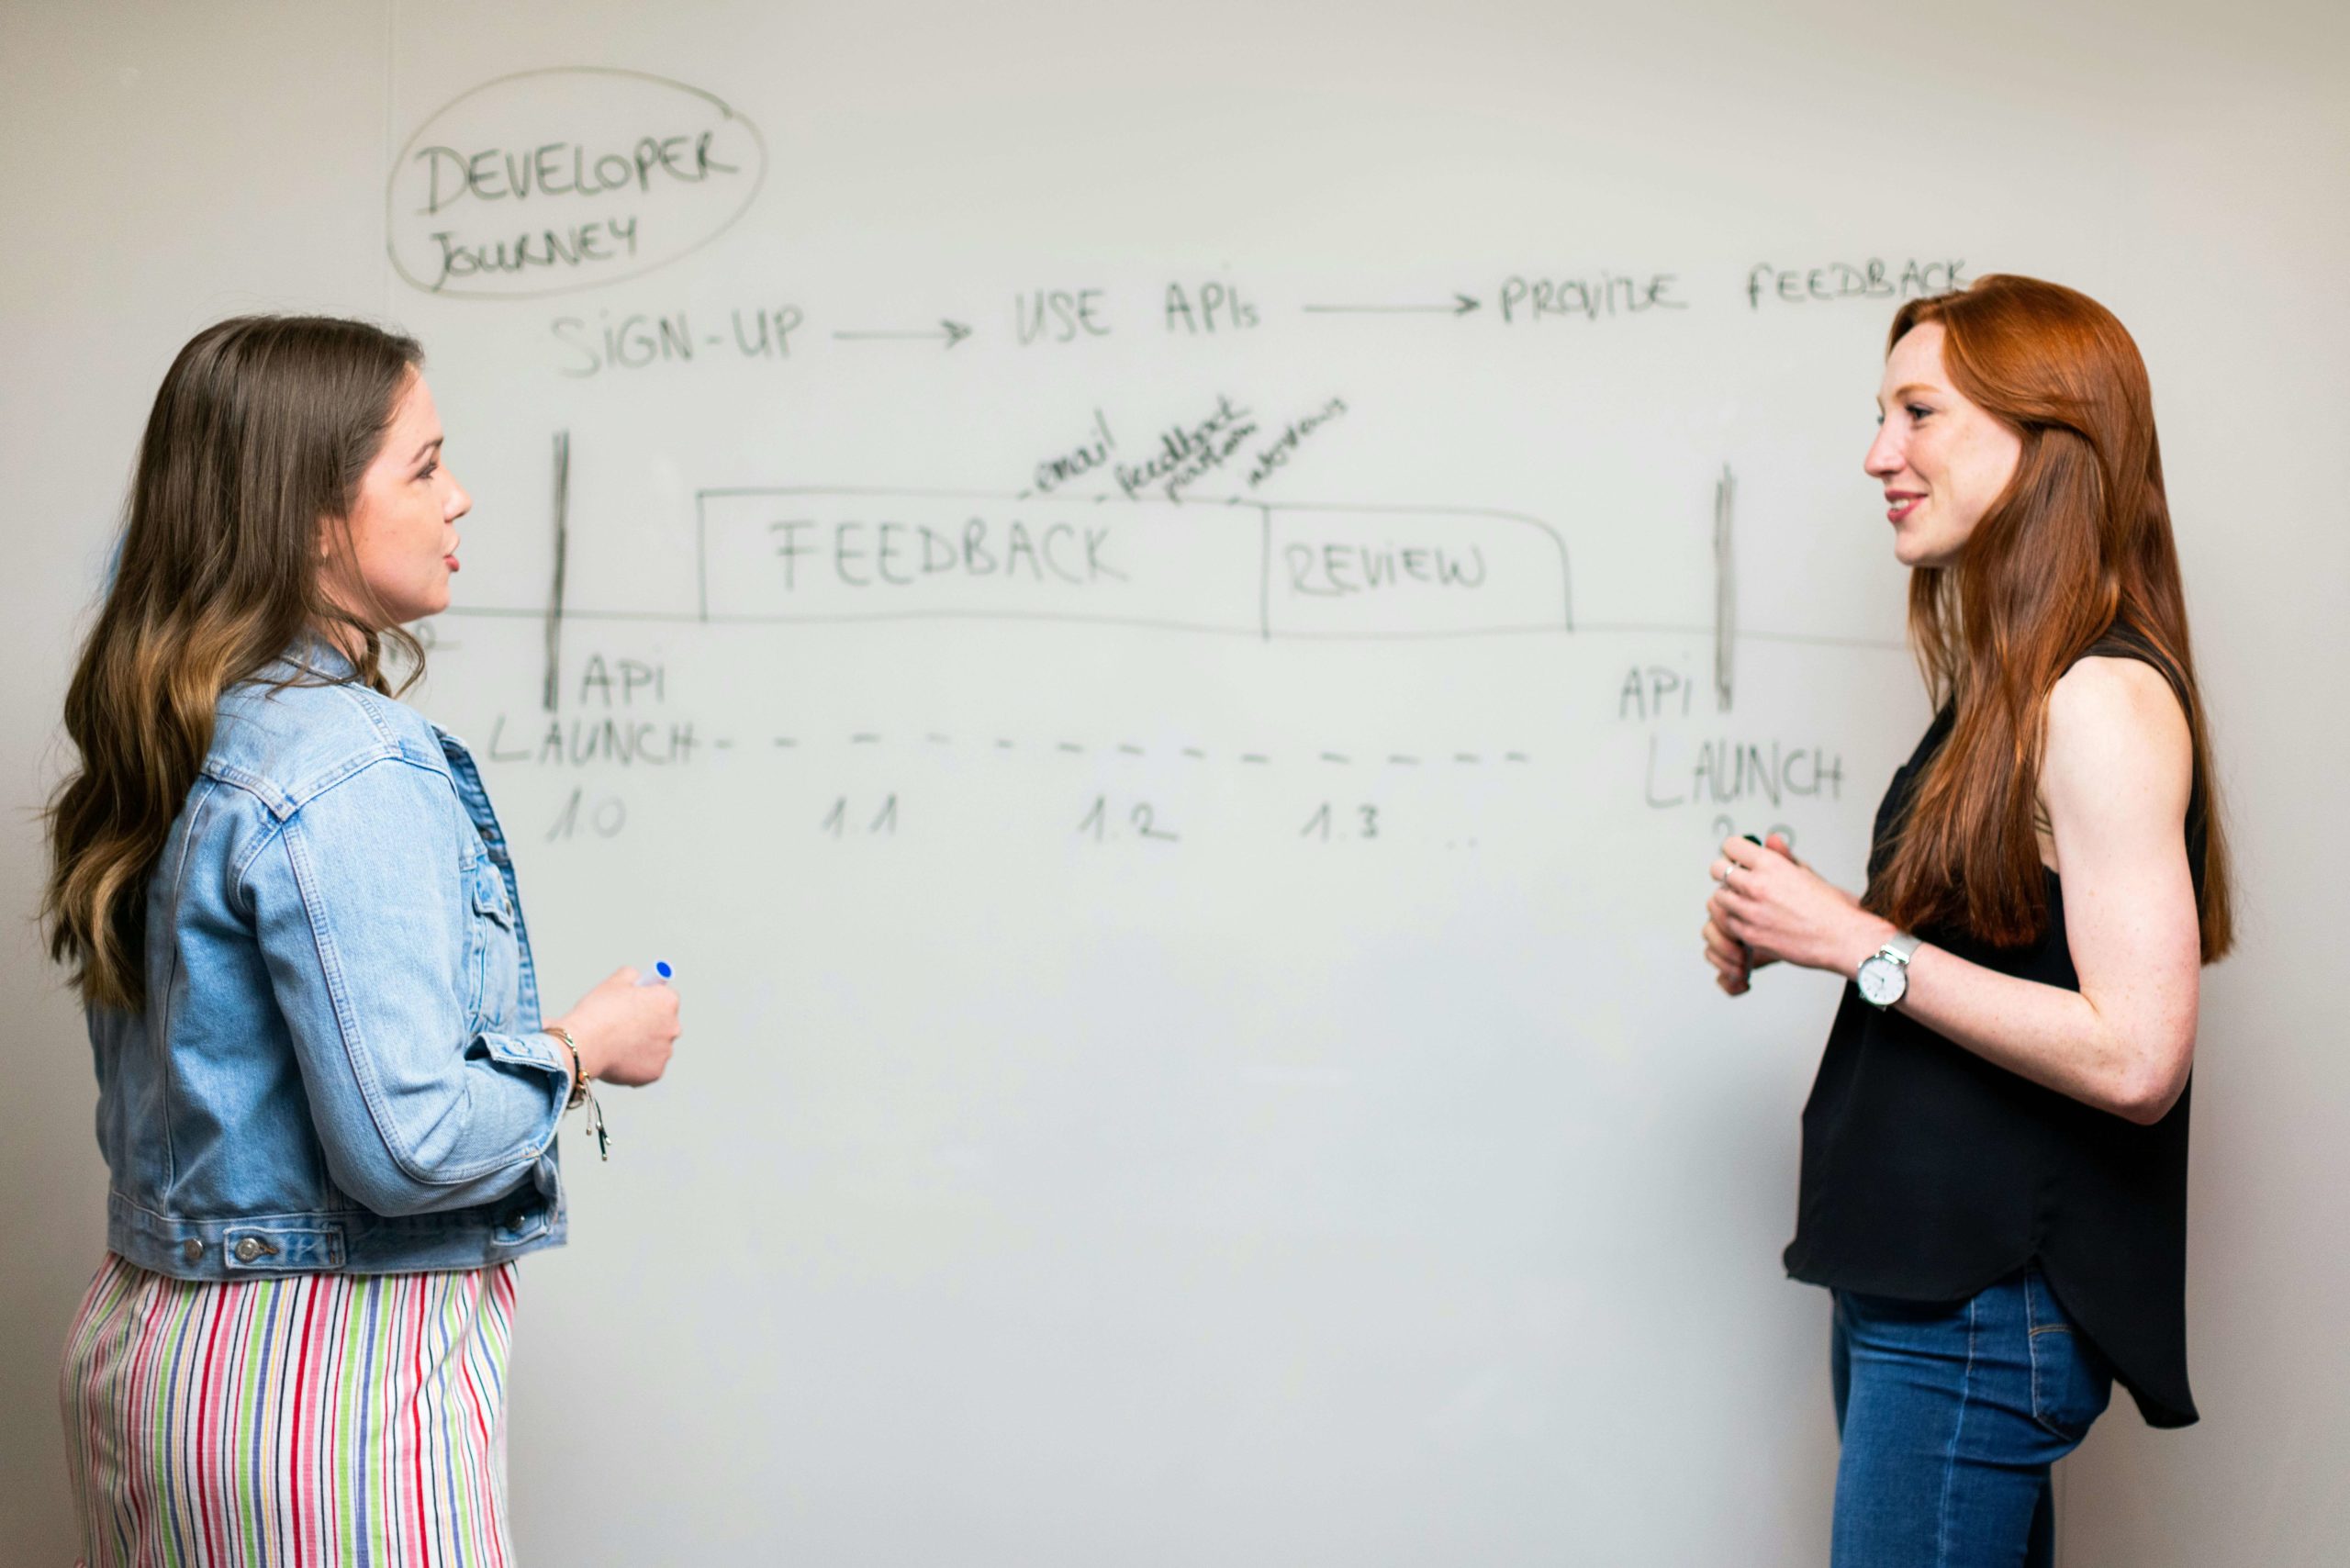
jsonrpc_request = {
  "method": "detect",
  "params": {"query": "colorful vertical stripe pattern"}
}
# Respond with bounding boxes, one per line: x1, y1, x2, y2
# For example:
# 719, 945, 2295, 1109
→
60, 1253, 518, 1567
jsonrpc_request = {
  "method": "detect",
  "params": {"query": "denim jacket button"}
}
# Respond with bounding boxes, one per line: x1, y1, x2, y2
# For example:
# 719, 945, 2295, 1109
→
99, 678, 564, 1280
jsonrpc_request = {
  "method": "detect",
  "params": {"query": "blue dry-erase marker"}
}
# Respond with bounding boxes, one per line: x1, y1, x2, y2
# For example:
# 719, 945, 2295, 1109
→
635, 961, 673, 987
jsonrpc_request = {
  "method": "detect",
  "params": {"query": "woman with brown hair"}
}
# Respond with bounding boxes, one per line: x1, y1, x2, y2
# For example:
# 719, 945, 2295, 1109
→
43, 315, 679, 1563
1700, 274, 2232, 1566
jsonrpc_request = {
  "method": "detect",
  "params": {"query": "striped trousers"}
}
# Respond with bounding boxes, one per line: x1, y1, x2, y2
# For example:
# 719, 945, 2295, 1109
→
60, 1253, 519, 1567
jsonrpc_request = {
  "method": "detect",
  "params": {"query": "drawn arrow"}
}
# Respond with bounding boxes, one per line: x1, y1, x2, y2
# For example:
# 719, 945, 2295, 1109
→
1302, 294, 1481, 317
832, 319, 973, 348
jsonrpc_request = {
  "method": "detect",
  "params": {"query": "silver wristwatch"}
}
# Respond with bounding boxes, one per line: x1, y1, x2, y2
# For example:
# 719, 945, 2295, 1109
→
1856, 934, 1923, 1010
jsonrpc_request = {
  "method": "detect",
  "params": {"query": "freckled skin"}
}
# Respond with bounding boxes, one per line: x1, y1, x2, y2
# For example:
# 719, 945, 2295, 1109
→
1702, 316, 2202, 1126
1863, 323, 2024, 567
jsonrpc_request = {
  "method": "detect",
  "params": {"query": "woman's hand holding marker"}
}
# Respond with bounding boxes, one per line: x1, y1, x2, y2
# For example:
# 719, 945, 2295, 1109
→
548, 965, 681, 1087
1703, 834, 1892, 995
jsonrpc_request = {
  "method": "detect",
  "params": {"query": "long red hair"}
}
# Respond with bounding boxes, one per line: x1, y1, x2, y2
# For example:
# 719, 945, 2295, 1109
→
1864, 274, 2232, 960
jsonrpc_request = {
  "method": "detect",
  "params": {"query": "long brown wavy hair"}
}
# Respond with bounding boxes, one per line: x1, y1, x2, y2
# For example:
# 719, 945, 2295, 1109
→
43, 316, 428, 1011
1863, 275, 2232, 960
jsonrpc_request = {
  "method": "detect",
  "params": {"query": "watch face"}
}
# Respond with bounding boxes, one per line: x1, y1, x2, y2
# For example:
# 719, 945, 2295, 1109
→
1857, 955, 1907, 1008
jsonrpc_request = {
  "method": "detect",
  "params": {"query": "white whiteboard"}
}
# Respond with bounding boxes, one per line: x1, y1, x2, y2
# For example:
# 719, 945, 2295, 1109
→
4, 5, 2347, 1565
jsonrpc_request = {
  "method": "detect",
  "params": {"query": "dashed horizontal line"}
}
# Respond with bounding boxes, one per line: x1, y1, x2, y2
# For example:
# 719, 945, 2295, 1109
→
593, 733, 1539, 768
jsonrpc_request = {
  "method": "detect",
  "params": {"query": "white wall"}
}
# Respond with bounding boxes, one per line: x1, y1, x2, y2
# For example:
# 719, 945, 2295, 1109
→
3, 3, 2344, 1562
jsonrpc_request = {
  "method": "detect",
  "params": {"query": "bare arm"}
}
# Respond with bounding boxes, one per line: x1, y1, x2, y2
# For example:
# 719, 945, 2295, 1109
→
1704, 657, 2201, 1124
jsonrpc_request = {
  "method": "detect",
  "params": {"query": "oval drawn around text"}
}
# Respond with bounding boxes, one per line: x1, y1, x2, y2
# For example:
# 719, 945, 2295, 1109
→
386, 67, 767, 300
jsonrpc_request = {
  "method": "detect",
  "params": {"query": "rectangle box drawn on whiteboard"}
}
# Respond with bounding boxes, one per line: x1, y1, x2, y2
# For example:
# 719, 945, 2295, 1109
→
694, 487, 1573, 640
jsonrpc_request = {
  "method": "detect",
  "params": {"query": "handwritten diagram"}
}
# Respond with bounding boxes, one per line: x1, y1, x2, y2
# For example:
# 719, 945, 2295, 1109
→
694, 489, 1572, 639
393, 66, 1897, 861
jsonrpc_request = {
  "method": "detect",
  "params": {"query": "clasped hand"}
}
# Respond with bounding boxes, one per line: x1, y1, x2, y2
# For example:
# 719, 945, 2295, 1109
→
1701, 834, 1895, 996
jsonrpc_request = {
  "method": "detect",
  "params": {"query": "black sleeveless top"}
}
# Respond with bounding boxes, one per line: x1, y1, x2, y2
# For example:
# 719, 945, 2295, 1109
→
1784, 629, 2206, 1428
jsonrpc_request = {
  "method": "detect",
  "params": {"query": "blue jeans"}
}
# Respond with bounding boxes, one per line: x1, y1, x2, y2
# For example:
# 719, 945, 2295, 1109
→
1831, 1268, 2114, 1568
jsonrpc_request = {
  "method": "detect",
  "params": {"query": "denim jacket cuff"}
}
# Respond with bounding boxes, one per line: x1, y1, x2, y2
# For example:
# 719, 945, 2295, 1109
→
474, 1029, 568, 1077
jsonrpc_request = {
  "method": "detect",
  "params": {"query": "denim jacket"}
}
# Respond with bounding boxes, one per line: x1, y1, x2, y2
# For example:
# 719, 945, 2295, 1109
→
89, 645, 569, 1278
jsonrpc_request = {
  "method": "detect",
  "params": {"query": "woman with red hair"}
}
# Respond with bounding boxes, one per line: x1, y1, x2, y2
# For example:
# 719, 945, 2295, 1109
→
1701, 274, 2232, 1565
